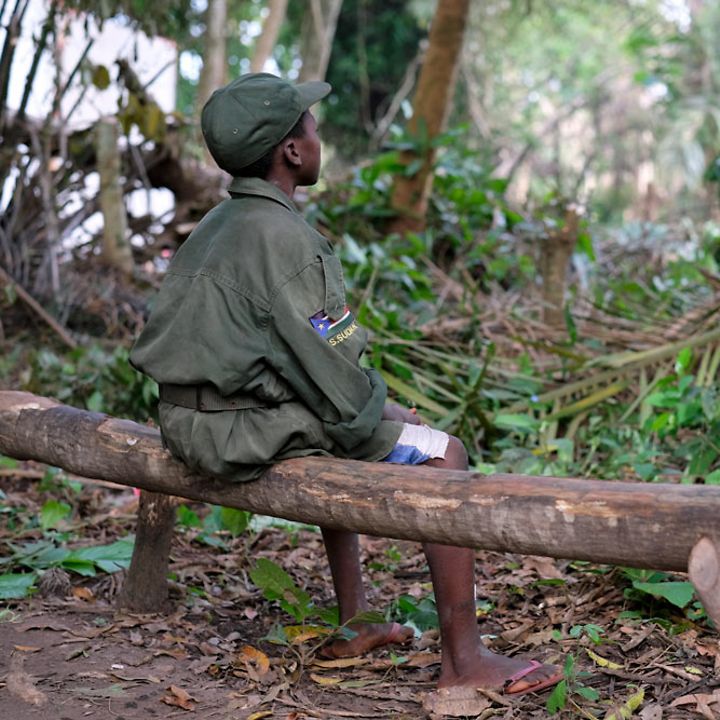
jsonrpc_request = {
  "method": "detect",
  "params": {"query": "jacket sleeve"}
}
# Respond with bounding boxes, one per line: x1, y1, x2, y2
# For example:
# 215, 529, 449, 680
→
267, 257, 387, 452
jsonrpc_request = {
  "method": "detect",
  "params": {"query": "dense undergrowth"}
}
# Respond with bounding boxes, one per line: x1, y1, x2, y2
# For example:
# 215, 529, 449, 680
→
2, 141, 719, 689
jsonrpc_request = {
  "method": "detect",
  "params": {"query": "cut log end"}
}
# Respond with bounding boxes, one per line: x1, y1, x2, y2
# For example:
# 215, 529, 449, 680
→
688, 536, 720, 629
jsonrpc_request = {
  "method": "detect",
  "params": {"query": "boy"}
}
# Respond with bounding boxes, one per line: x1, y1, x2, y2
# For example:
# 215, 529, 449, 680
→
130, 73, 561, 694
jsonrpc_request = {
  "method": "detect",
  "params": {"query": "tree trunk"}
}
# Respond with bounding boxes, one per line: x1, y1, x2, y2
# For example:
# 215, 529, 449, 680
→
298, 0, 343, 83
1, 392, 720, 588
196, 0, 227, 110
251, 0, 288, 73
389, 0, 470, 235
96, 118, 133, 277
117, 490, 176, 612
540, 205, 579, 327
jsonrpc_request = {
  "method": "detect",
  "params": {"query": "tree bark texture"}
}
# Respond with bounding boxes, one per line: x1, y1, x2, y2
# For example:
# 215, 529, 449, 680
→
251, 0, 289, 73
196, 0, 227, 115
389, 0, 470, 234
1, 393, 719, 580
298, 0, 343, 83
96, 118, 133, 276
117, 490, 176, 612
540, 205, 579, 326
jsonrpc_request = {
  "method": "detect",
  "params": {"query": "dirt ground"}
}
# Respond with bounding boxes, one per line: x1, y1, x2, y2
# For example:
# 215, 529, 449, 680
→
1, 475, 719, 720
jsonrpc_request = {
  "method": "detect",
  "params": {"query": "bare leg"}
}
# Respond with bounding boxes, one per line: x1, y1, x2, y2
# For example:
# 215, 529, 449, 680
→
425, 438, 561, 692
320, 527, 413, 657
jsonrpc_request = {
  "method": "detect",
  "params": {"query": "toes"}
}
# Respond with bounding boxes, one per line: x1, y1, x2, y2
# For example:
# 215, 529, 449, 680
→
504, 663, 563, 695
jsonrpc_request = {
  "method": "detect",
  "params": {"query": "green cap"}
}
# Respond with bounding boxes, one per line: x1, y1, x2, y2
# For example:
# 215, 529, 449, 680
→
201, 73, 331, 174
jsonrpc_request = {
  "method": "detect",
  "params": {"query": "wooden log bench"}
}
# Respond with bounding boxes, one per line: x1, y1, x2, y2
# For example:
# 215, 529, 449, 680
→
0, 390, 718, 628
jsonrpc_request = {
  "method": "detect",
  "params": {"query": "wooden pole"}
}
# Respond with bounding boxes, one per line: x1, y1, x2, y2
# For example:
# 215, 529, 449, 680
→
117, 490, 176, 612
1, 392, 719, 580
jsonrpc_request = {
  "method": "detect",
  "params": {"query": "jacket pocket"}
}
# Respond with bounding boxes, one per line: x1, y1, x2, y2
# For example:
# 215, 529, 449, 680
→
320, 254, 347, 320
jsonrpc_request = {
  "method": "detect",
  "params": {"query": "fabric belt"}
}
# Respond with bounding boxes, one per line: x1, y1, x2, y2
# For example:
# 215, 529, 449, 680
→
159, 383, 267, 412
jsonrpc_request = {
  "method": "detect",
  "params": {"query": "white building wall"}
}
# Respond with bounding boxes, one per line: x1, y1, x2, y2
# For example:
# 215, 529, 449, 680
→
4, 0, 177, 126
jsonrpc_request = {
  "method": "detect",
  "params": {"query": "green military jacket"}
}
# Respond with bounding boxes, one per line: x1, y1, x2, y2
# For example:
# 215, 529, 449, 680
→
130, 177, 402, 481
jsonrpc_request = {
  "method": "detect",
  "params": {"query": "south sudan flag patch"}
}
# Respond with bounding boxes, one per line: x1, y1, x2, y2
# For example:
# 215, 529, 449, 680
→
309, 307, 357, 343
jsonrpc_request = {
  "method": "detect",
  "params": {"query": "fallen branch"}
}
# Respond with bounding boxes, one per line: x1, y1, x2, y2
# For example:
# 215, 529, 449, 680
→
0, 267, 77, 349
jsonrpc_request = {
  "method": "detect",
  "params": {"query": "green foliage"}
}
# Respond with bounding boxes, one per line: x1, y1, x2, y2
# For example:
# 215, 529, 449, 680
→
546, 654, 599, 714
622, 568, 696, 613
568, 623, 605, 645
63, 0, 195, 38
40, 500, 72, 531
23, 345, 158, 422
299, 0, 425, 158
392, 594, 438, 634
176, 504, 253, 548
250, 557, 315, 624
0, 537, 135, 598
0, 572, 38, 600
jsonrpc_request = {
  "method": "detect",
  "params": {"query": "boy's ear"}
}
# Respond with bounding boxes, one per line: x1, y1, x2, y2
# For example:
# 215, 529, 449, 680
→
282, 139, 302, 168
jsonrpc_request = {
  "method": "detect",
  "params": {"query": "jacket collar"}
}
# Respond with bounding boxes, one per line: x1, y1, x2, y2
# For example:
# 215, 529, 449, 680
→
227, 176, 298, 213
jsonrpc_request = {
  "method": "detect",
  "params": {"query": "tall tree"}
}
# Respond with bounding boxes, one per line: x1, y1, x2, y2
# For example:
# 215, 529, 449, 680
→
251, 0, 288, 72
196, 0, 228, 114
298, 0, 343, 82
96, 118, 134, 277
389, 0, 470, 234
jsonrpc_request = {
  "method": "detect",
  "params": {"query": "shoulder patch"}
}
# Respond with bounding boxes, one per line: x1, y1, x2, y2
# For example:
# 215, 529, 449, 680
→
309, 307, 355, 340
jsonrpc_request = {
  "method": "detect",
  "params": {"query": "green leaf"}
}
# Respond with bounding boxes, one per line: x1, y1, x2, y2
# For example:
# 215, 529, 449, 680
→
575, 685, 600, 701
705, 469, 720, 485
675, 347, 693, 374
86, 391, 104, 412
60, 559, 97, 577
0, 572, 37, 599
40, 500, 71, 530
546, 679, 567, 714
632, 580, 695, 608
64, 537, 134, 574
91, 64, 111, 90
250, 558, 296, 599
250, 558, 314, 622
176, 505, 202, 528
494, 413, 540, 433
218, 507, 251, 537
0, 455, 18, 469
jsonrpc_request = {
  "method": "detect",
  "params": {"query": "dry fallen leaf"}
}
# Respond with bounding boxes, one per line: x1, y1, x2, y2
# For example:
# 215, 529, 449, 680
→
309, 672, 342, 686
638, 703, 663, 720
161, 685, 196, 711
13, 645, 42, 653
587, 648, 623, 670
422, 687, 492, 718
405, 651, 442, 668
524, 555, 566, 580
72, 586, 94, 601
312, 657, 368, 669
237, 644, 270, 681
605, 688, 645, 720
670, 691, 720, 708
247, 712, 273, 720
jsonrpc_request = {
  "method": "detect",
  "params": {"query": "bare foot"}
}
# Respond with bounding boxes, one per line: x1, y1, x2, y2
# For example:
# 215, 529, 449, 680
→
438, 648, 562, 695
321, 622, 413, 659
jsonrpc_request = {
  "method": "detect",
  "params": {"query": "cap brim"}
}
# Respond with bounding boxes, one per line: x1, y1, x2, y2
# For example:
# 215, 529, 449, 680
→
296, 81, 331, 111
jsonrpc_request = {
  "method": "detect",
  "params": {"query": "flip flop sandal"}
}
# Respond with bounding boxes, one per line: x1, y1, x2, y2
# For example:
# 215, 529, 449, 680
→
503, 659, 564, 695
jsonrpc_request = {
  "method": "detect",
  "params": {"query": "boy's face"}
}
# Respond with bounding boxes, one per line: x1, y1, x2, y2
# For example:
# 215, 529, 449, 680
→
296, 112, 322, 186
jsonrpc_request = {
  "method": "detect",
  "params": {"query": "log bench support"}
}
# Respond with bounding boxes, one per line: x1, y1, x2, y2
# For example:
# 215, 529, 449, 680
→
0, 391, 718, 627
